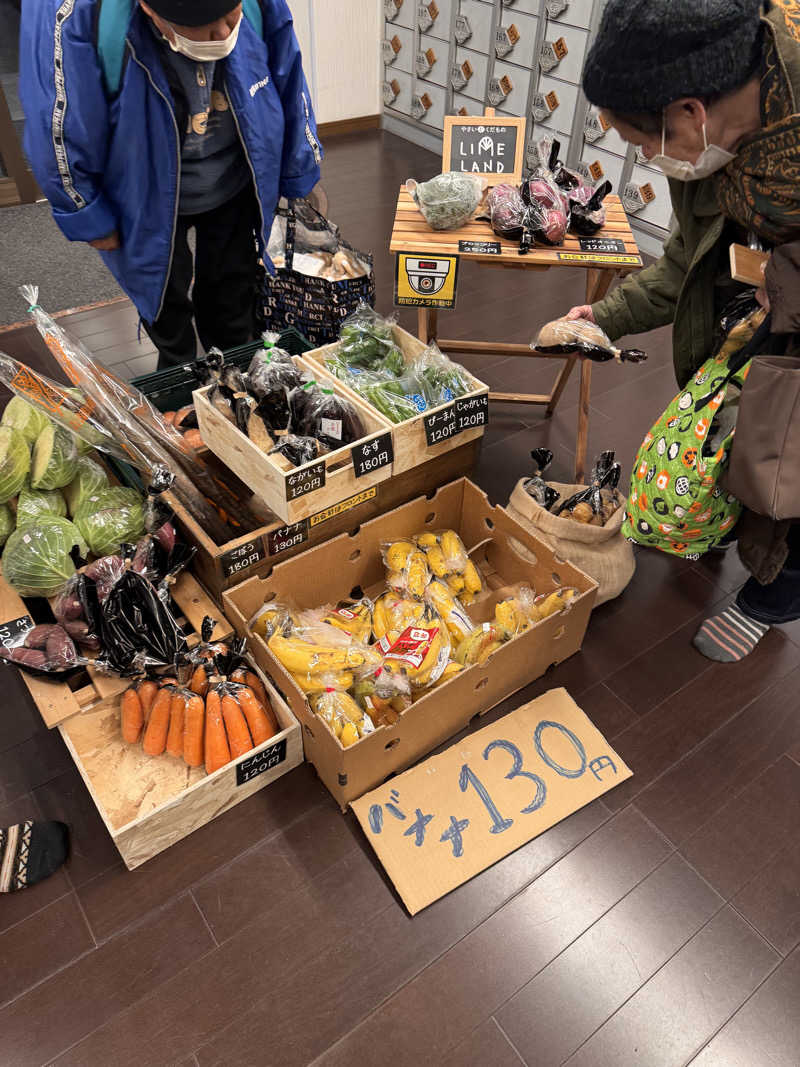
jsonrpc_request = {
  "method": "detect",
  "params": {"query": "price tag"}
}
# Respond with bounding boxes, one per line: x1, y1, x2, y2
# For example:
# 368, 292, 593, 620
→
455, 394, 489, 432
236, 738, 287, 787
221, 540, 267, 579
578, 237, 627, 254
459, 240, 501, 255
424, 404, 459, 447
267, 519, 309, 557
0, 614, 34, 650
495, 24, 520, 59
382, 35, 402, 64
351, 432, 394, 479
622, 182, 648, 214
454, 14, 472, 44
285, 459, 326, 502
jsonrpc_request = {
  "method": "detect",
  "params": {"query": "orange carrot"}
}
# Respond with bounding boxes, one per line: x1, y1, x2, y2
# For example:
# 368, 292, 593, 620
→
189, 664, 208, 697
237, 686, 277, 746
244, 670, 268, 708
231, 667, 247, 685
166, 690, 186, 759
121, 688, 144, 744
183, 693, 205, 768
142, 687, 172, 756
204, 690, 231, 774
159, 676, 178, 688
137, 680, 158, 724
221, 693, 253, 758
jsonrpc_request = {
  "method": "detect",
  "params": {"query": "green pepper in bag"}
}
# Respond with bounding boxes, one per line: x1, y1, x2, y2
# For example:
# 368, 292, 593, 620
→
622, 299, 767, 560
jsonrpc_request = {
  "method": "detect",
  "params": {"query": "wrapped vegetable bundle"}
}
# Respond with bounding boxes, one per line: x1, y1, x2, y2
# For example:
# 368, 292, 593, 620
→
0, 504, 13, 548
534, 319, 647, 364
406, 173, 487, 231
522, 175, 570, 246
16, 486, 68, 524
312, 687, 374, 748
297, 388, 365, 451
0, 621, 83, 675
30, 424, 80, 491
1, 397, 50, 446
482, 183, 534, 249
411, 343, 473, 407
337, 303, 404, 372
63, 456, 109, 517
269, 435, 323, 468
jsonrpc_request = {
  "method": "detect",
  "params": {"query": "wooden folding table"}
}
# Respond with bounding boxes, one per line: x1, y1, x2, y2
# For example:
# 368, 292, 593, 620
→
389, 189, 644, 481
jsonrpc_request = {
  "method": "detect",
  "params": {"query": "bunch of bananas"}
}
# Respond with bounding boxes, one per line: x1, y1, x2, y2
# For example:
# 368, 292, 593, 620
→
454, 624, 506, 666
372, 592, 427, 644
249, 602, 296, 640
425, 579, 475, 644
383, 540, 430, 598
322, 598, 373, 644
311, 689, 374, 748
353, 666, 412, 725
416, 529, 483, 605
494, 585, 578, 638
268, 632, 378, 676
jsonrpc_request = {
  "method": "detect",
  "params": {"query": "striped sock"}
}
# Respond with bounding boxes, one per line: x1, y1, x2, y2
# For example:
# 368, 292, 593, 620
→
0, 821, 68, 893
692, 605, 770, 663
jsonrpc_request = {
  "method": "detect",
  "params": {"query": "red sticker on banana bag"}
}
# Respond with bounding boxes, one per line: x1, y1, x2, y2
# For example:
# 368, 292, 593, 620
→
378, 625, 439, 670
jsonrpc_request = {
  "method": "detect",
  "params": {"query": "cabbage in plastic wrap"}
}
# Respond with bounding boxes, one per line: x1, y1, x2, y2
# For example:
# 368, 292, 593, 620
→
74, 487, 146, 557
2, 517, 87, 597
0, 426, 30, 503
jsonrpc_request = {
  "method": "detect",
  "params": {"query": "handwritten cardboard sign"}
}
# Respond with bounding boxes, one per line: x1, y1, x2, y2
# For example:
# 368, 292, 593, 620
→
352, 689, 632, 914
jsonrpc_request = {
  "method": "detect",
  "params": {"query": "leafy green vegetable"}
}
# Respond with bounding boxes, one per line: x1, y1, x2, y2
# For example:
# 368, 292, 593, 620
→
31, 424, 79, 491
0, 504, 14, 548
63, 456, 109, 517
74, 487, 145, 557
1, 397, 51, 446
16, 486, 67, 525
337, 304, 401, 370
2, 517, 87, 597
0, 426, 31, 503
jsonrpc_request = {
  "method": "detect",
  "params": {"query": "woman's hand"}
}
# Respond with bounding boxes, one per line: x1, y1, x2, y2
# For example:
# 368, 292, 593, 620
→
755, 259, 770, 312
89, 231, 121, 251
566, 305, 596, 323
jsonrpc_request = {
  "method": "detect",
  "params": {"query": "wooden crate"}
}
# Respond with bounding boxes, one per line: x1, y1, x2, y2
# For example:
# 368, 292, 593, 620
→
0, 568, 231, 730
303, 325, 490, 474
193, 358, 395, 524
164, 439, 482, 604
58, 665, 302, 869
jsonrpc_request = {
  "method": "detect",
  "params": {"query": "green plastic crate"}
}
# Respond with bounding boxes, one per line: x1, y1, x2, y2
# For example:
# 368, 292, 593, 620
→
130, 326, 313, 413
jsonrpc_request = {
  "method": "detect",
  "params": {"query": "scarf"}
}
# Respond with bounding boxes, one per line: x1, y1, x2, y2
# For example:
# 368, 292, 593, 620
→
714, 2, 800, 246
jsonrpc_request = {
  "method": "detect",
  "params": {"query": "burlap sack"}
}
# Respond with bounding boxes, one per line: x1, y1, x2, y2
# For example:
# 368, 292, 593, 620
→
507, 480, 635, 605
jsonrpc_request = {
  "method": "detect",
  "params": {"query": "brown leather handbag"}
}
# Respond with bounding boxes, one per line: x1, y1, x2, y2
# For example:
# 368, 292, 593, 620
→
726, 353, 800, 520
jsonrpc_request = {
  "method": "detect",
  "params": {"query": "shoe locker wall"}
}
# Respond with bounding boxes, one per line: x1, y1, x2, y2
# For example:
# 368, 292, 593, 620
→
287, 0, 382, 126
382, 0, 672, 255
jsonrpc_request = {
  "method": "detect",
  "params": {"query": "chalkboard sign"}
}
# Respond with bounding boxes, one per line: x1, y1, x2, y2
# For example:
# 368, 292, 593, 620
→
221, 539, 267, 580
442, 110, 526, 186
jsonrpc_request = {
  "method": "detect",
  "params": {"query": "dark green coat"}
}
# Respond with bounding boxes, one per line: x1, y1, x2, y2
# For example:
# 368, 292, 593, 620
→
593, 2, 800, 388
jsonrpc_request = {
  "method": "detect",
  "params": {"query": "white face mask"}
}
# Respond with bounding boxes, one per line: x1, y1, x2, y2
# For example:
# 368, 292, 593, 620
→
649, 116, 736, 182
164, 13, 241, 62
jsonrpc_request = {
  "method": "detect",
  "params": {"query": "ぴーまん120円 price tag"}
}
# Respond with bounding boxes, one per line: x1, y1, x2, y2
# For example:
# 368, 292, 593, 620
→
424, 405, 459, 446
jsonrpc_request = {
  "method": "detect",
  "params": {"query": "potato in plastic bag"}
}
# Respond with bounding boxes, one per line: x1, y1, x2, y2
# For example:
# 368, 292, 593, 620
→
534, 319, 647, 364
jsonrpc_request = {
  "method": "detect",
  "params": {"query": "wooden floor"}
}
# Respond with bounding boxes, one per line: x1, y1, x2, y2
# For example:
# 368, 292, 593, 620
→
1, 130, 799, 1067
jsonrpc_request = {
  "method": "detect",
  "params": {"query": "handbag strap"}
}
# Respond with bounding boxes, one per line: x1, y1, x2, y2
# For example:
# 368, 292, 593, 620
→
283, 202, 297, 270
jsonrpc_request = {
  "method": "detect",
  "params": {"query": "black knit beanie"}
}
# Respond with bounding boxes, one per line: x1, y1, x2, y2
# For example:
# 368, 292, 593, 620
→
583, 0, 764, 113
146, 0, 241, 26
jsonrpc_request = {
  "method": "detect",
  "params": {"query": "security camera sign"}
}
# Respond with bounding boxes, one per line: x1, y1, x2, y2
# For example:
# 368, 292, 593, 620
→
395, 252, 460, 308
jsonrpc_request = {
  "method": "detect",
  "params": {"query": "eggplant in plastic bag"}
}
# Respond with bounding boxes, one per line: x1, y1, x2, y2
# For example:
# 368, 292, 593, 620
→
306, 389, 365, 451
534, 319, 647, 364
522, 175, 570, 246
568, 181, 612, 236
481, 184, 535, 252
269, 435, 323, 468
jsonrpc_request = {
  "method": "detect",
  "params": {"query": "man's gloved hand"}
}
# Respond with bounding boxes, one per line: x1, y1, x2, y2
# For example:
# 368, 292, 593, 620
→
89, 231, 121, 251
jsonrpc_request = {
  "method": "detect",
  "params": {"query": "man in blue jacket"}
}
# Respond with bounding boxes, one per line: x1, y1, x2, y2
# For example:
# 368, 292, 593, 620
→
20, 0, 322, 367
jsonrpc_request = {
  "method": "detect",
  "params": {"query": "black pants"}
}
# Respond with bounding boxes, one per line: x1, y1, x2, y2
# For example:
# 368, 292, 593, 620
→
738, 524, 800, 625
143, 183, 259, 369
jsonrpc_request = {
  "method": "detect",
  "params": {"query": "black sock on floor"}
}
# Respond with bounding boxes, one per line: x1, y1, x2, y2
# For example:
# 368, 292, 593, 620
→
0, 821, 69, 892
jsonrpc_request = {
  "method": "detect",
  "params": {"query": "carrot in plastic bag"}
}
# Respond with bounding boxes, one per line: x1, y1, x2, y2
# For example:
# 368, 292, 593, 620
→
137, 680, 158, 723
237, 686, 277, 746
183, 693, 205, 768
166, 690, 186, 759
121, 688, 144, 744
221, 693, 253, 758
204, 690, 231, 774
143, 687, 172, 756
244, 670, 268, 708
190, 664, 208, 697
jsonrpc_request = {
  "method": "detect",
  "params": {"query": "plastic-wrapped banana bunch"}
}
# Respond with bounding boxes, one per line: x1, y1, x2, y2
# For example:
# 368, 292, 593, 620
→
311, 686, 375, 748
454, 623, 506, 666
296, 597, 374, 644
376, 602, 452, 690
268, 621, 380, 680
372, 591, 428, 644
417, 529, 483, 605
425, 579, 475, 645
248, 601, 296, 641
494, 584, 579, 639
383, 540, 430, 599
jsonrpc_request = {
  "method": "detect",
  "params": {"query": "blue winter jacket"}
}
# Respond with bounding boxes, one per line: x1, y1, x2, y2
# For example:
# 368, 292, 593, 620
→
19, 0, 322, 324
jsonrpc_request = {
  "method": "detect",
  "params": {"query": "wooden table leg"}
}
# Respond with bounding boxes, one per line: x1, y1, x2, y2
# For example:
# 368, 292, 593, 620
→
546, 356, 577, 417
417, 308, 439, 344
575, 358, 593, 483
585, 268, 618, 305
